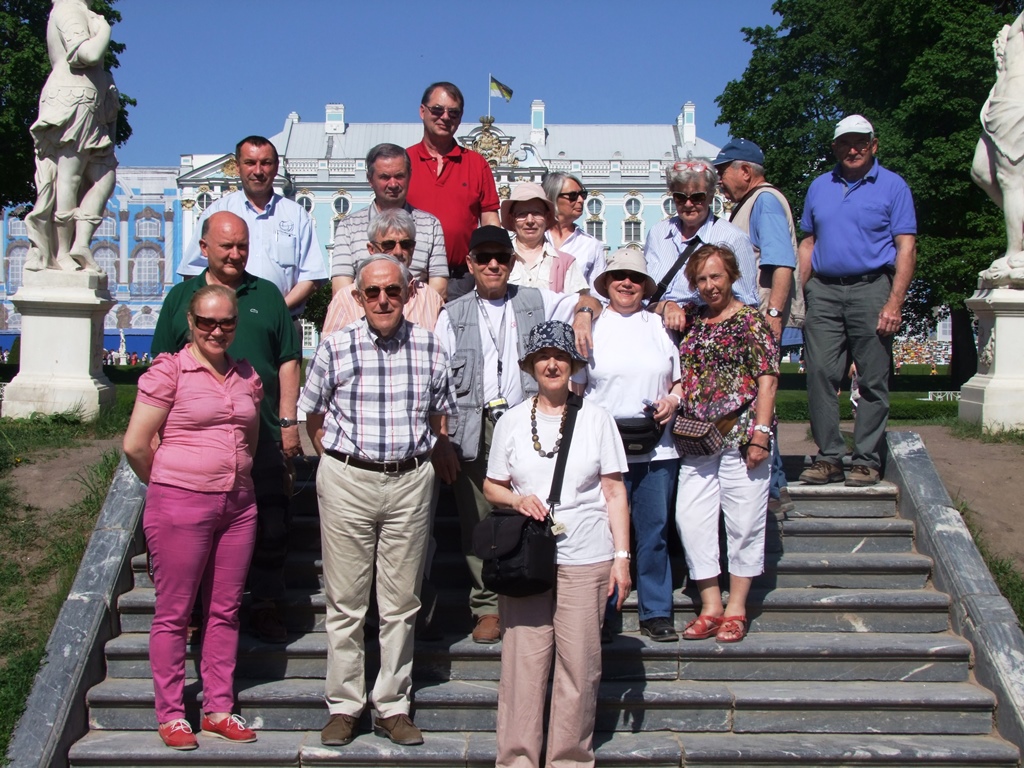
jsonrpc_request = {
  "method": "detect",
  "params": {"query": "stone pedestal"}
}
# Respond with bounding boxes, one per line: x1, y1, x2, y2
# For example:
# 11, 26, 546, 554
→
959, 287, 1024, 430
1, 270, 115, 420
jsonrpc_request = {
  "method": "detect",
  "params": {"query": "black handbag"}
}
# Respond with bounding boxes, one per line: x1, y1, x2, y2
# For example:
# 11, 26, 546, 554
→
472, 393, 581, 597
615, 415, 664, 456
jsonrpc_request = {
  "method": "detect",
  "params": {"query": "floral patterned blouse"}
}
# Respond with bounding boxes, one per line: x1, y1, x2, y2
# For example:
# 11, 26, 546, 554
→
678, 304, 780, 448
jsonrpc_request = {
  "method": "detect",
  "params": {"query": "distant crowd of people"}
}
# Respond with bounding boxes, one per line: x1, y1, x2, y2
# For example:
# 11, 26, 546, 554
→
122, 82, 916, 765
894, 338, 951, 367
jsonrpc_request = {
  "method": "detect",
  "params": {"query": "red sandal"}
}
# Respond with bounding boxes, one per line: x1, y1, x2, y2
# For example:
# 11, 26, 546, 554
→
715, 616, 749, 644
682, 614, 724, 640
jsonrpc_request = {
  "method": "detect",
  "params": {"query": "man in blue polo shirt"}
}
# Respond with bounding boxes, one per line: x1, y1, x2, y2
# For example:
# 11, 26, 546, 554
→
797, 115, 917, 487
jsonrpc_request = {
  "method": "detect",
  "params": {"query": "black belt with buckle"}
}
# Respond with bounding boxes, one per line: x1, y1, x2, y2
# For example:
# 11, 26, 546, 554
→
324, 449, 427, 474
815, 268, 893, 286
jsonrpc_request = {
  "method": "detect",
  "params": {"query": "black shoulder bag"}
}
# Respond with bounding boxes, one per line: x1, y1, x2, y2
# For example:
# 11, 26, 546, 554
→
472, 393, 582, 597
648, 229, 706, 305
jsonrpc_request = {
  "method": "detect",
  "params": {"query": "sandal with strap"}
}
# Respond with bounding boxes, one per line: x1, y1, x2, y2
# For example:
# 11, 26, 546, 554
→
682, 614, 724, 640
715, 616, 749, 644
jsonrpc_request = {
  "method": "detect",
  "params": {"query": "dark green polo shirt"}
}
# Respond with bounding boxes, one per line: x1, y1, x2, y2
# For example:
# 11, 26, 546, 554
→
151, 270, 301, 443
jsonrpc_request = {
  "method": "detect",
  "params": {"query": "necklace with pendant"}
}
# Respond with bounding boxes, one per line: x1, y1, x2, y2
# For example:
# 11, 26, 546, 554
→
530, 396, 568, 458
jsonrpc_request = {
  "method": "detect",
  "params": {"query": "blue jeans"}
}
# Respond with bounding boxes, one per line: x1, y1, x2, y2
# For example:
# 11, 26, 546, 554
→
623, 458, 679, 621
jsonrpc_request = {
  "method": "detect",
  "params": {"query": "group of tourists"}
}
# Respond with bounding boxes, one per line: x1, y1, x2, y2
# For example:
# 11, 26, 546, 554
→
122, 81, 916, 766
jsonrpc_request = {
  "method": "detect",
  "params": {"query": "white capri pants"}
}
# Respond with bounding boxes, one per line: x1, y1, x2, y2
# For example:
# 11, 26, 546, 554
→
675, 447, 769, 580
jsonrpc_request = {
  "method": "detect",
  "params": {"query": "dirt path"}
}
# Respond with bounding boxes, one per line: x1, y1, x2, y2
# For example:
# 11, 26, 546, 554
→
11, 438, 123, 517
780, 422, 1024, 572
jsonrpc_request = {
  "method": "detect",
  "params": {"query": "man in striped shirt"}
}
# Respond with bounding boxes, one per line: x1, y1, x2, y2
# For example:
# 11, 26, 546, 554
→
300, 254, 457, 749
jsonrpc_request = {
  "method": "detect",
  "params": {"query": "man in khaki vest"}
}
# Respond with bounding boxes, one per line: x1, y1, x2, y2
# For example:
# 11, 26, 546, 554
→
715, 139, 799, 518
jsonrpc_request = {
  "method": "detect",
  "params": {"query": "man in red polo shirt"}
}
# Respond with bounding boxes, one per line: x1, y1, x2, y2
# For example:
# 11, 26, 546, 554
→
407, 81, 500, 300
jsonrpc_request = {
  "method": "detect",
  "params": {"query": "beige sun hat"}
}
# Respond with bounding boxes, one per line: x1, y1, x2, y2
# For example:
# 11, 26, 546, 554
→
594, 247, 657, 300
499, 182, 556, 230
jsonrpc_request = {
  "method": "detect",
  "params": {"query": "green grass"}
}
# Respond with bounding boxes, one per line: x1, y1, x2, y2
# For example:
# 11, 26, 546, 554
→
0, 399, 124, 759
944, 417, 1024, 447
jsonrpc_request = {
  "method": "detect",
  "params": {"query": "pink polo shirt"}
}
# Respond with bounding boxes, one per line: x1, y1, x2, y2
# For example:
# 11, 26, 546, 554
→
138, 347, 264, 492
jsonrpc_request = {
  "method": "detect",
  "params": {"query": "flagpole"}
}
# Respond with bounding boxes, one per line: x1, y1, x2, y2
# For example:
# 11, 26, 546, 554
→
487, 72, 492, 119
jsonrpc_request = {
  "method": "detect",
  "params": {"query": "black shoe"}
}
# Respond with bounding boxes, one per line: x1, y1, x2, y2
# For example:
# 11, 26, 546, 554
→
640, 617, 679, 642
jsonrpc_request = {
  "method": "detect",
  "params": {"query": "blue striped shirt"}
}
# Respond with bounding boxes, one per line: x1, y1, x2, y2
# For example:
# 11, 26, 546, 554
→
641, 215, 759, 307
299, 319, 455, 461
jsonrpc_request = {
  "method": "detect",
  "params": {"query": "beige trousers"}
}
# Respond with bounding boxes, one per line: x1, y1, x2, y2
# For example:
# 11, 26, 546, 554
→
317, 454, 434, 718
496, 560, 612, 768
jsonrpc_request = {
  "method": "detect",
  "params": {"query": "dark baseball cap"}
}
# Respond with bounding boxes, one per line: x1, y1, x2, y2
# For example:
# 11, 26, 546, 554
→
712, 138, 765, 167
469, 225, 513, 252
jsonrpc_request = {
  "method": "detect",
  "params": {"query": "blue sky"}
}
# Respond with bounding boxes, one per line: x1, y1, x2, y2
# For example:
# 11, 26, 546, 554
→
111, 1, 780, 166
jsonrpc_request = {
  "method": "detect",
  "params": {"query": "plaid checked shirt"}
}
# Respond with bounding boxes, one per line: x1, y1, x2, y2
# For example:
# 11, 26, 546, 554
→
299, 318, 455, 462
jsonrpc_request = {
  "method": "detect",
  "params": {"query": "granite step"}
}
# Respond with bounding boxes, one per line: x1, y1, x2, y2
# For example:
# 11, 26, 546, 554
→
86, 678, 996, 736
285, 509, 916, 555
102, 631, 972, 683
67, 730, 1020, 767
129, 548, 933, 592
117, 585, 951, 635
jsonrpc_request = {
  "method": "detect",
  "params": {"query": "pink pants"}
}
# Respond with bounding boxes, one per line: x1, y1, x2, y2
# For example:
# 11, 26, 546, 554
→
143, 482, 257, 723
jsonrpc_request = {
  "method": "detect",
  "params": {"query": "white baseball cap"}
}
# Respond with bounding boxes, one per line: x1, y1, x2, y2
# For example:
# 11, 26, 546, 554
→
834, 114, 874, 140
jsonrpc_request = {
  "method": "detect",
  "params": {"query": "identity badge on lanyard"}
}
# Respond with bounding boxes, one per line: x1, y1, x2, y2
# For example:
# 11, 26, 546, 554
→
477, 292, 510, 423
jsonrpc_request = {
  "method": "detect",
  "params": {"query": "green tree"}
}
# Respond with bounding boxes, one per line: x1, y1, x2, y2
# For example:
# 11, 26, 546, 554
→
717, 0, 1022, 386
0, 0, 133, 210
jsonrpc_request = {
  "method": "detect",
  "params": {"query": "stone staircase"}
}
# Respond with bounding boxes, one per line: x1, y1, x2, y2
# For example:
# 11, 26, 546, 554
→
67, 458, 1021, 767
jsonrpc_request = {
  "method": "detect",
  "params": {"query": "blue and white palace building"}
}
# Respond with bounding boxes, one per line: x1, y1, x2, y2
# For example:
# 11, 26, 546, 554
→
3, 100, 722, 353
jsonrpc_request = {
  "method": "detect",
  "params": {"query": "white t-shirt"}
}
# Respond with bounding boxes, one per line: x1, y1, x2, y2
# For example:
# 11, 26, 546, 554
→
574, 310, 681, 464
435, 288, 578, 405
487, 398, 628, 565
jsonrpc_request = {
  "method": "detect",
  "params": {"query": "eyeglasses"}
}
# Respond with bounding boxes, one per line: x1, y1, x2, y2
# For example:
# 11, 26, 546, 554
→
513, 209, 546, 221
193, 315, 238, 332
672, 161, 711, 173
424, 105, 463, 120
557, 190, 588, 203
372, 239, 416, 252
361, 284, 404, 301
672, 191, 708, 206
607, 270, 644, 284
471, 251, 514, 266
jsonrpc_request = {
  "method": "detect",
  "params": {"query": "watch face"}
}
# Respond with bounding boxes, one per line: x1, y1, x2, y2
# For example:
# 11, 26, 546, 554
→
767, 308, 781, 318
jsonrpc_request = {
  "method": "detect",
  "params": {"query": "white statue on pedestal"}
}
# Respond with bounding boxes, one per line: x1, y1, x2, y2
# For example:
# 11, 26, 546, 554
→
972, 11, 1024, 287
23, 0, 118, 275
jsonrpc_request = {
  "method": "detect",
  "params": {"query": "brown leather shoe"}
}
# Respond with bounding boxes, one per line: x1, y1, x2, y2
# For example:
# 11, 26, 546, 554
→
471, 613, 500, 644
374, 713, 423, 746
321, 713, 358, 746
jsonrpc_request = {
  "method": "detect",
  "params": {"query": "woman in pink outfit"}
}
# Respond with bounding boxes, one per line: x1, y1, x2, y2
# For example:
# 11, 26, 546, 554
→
124, 284, 263, 750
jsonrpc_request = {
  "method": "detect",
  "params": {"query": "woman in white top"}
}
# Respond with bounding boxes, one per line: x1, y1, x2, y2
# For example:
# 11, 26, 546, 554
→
542, 171, 606, 286
501, 182, 588, 294
484, 320, 629, 768
574, 247, 682, 643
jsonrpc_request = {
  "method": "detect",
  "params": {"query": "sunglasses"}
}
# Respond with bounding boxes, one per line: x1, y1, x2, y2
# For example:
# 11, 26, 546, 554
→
672, 191, 708, 206
607, 270, 644, 284
193, 315, 238, 332
471, 251, 514, 266
557, 190, 588, 203
672, 160, 711, 173
424, 105, 463, 120
373, 239, 416, 252
361, 284, 403, 300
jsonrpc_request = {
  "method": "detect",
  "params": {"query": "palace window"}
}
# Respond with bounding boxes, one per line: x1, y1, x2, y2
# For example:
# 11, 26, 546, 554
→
96, 216, 118, 238
130, 246, 162, 298
624, 197, 642, 216
136, 216, 161, 239
333, 196, 351, 216
586, 220, 604, 242
93, 245, 118, 290
297, 195, 314, 213
662, 197, 676, 217
5, 245, 27, 294
196, 192, 213, 211
623, 218, 643, 244
7, 217, 27, 238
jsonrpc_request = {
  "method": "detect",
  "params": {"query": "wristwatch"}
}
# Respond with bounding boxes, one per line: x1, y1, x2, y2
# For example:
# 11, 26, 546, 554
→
576, 306, 594, 316
279, 417, 298, 428
614, 550, 631, 560
767, 307, 782, 318
753, 424, 772, 436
